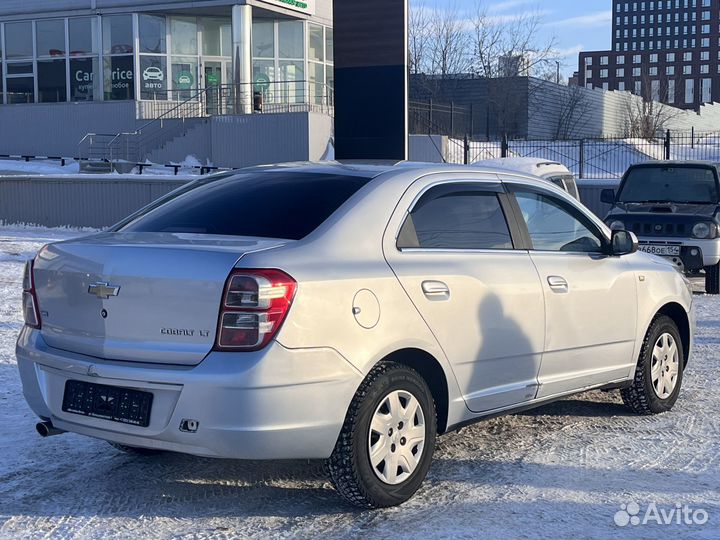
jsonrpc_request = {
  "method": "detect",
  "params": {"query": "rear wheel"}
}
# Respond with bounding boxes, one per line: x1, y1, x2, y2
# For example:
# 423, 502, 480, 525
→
108, 441, 165, 456
621, 315, 684, 415
326, 362, 437, 508
705, 263, 720, 295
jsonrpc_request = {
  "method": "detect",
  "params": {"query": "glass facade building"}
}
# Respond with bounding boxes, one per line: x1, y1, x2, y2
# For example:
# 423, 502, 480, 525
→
0, 5, 333, 106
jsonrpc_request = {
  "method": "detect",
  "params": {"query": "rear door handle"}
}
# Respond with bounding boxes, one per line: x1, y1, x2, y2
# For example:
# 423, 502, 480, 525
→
547, 275, 569, 293
422, 280, 450, 300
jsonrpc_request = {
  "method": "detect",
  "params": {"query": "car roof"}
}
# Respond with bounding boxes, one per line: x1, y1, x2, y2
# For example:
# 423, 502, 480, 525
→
236, 160, 554, 180
226, 160, 571, 197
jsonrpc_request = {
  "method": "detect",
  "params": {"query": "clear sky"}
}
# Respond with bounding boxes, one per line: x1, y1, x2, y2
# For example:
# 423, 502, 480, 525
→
429, 0, 612, 77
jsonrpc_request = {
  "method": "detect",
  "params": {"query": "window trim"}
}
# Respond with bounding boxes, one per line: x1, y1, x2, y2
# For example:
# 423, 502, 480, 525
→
504, 183, 611, 255
395, 181, 523, 252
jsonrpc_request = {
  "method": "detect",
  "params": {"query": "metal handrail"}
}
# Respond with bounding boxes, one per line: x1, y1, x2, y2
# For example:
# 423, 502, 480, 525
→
79, 80, 334, 163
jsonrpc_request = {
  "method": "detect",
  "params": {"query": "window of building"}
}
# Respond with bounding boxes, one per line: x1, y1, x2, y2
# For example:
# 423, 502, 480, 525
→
139, 15, 167, 55
617, 68, 625, 77
253, 20, 275, 59
701, 51, 710, 61
684, 65, 693, 74
600, 69, 608, 78
600, 55, 609, 65
37, 59, 67, 102
650, 53, 658, 63
633, 67, 642, 76
68, 18, 100, 102
69, 17, 98, 56
667, 65, 675, 75
617, 55, 625, 64
651, 79, 660, 101
278, 20, 304, 59
170, 17, 198, 56
619, 81, 626, 91
633, 54, 641, 63
702, 24, 710, 34
685, 78, 695, 103
649, 67, 658, 75
668, 79, 675, 103
103, 15, 134, 100
701, 65, 709, 74
70, 57, 99, 102
4, 21, 35, 104
701, 78, 711, 103
683, 52, 693, 61
36, 19, 66, 57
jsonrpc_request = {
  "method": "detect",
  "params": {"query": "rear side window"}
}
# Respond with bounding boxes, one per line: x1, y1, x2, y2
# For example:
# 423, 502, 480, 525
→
118, 172, 371, 240
397, 186, 513, 250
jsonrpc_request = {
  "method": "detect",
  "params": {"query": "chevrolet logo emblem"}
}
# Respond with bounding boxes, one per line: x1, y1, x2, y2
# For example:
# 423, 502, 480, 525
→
88, 282, 120, 299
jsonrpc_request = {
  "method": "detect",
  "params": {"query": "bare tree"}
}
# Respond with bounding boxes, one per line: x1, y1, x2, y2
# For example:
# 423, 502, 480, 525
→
554, 83, 592, 139
624, 74, 682, 139
469, 6, 558, 79
409, 0, 432, 74
427, 1, 471, 77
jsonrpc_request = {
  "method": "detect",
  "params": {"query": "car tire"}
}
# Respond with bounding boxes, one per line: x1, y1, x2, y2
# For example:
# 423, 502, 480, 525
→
326, 361, 437, 508
621, 315, 684, 415
705, 263, 720, 295
108, 441, 165, 456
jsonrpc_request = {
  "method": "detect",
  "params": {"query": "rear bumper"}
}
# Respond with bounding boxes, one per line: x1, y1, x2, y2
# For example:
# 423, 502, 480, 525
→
16, 327, 362, 459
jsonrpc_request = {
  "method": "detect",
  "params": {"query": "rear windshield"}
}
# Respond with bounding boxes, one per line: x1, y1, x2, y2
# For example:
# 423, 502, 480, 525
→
117, 172, 372, 240
618, 166, 720, 204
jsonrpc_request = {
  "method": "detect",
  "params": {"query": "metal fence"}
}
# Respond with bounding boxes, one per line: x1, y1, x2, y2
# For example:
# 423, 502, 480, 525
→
410, 100, 473, 140
137, 80, 334, 120
442, 130, 720, 179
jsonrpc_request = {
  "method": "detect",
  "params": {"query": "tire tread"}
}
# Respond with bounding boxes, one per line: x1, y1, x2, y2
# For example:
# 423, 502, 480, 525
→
325, 361, 435, 508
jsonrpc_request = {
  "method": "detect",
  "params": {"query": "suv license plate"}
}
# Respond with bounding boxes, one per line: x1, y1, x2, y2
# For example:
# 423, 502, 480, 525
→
62, 380, 153, 427
638, 244, 681, 256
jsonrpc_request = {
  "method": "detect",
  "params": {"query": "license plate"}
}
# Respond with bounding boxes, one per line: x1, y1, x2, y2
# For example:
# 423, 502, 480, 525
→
638, 244, 681, 256
62, 380, 153, 427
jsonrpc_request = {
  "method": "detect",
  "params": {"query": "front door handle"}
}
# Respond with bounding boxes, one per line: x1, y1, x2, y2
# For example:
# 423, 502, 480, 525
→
422, 280, 450, 300
547, 275, 569, 293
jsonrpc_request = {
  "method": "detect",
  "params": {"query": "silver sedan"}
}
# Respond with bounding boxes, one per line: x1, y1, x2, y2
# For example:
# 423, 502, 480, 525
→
17, 163, 694, 508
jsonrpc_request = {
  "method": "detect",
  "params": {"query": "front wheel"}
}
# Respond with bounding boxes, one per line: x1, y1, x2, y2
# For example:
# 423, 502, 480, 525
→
705, 263, 720, 295
621, 315, 684, 415
326, 362, 437, 508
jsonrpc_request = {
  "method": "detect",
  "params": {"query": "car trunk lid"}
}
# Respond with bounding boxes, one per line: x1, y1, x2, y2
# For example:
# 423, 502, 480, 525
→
33, 232, 288, 365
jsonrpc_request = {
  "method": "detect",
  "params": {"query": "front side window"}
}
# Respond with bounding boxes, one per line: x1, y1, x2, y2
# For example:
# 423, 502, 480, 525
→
398, 186, 514, 250
514, 191, 604, 253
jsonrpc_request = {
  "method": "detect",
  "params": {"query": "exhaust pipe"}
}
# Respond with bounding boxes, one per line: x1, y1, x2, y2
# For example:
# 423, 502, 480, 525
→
36, 421, 65, 438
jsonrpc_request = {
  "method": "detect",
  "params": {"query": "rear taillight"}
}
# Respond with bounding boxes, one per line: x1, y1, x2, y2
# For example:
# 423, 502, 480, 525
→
215, 269, 297, 351
22, 260, 41, 329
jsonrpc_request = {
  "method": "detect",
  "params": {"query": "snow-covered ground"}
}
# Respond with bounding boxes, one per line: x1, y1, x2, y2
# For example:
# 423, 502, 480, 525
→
0, 227, 718, 540
0, 157, 209, 177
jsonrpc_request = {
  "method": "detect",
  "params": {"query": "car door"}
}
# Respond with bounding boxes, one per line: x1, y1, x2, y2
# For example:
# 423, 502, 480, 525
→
383, 176, 546, 413
504, 181, 639, 398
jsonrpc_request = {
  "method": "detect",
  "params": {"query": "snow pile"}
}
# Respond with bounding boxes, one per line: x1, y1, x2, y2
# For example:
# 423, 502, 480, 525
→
0, 160, 81, 176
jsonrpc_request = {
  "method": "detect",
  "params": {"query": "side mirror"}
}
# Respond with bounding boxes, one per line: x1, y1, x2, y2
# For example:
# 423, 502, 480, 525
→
601, 189, 616, 204
612, 229, 638, 256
